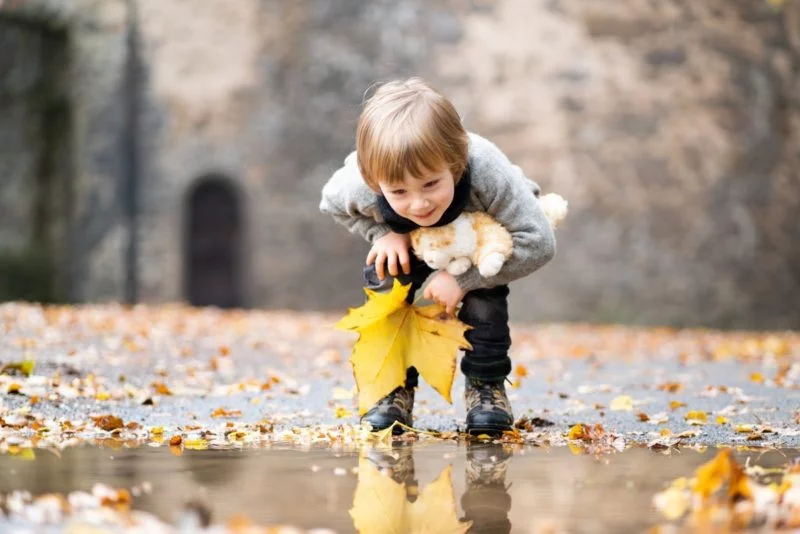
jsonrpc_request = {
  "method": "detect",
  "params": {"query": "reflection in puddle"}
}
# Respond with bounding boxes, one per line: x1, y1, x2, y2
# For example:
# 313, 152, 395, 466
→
352, 443, 513, 533
0, 443, 797, 532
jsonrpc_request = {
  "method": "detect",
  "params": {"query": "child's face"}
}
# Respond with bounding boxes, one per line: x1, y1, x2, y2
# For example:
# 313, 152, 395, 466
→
378, 167, 455, 227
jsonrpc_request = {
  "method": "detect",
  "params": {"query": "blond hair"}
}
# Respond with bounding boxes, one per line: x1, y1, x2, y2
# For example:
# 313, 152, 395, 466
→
356, 78, 469, 191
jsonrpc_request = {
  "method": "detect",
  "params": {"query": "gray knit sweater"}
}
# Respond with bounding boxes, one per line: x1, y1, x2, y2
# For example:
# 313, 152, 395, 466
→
319, 132, 556, 293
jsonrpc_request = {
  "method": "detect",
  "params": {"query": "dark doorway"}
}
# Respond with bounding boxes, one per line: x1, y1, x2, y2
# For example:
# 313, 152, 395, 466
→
184, 177, 243, 308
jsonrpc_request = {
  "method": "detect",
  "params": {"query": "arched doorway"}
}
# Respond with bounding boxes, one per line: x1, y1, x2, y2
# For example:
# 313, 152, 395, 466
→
184, 177, 242, 308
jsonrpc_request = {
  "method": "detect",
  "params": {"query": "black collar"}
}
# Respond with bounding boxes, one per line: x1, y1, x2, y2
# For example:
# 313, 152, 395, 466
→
376, 166, 471, 234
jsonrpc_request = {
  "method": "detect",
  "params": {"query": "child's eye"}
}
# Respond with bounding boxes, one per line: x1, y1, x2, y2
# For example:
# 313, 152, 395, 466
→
391, 189, 406, 195
424, 180, 439, 188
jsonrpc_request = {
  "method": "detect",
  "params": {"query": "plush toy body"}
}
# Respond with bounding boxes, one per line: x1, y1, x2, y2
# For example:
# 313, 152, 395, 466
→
409, 193, 568, 277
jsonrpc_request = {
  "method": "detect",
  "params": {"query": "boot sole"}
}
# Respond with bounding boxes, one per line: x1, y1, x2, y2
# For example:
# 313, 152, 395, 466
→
466, 424, 512, 437
362, 419, 411, 434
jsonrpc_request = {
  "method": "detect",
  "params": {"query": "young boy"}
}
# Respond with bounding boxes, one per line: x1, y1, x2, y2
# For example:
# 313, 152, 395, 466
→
320, 78, 555, 435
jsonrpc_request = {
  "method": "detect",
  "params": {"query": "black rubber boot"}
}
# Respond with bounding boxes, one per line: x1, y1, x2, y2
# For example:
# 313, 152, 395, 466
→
464, 378, 514, 436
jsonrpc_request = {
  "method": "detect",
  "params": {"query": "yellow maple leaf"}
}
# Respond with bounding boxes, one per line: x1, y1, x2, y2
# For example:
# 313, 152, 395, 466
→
336, 281, 471, 415
349, 456, 471, 533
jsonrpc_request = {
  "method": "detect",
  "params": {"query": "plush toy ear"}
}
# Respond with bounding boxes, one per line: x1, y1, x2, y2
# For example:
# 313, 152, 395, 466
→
539, 193, 568, 229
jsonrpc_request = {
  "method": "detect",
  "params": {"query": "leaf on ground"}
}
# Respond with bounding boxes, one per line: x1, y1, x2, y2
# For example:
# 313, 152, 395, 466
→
350, 457, 470, 534
336, 280, 471, 415
610, 395, 634, 411
151, 381, 173, 395
334, 405, 353, 419
685, 411, 708, 425
211, 407, 242, 419
658, 382, 684, 393
514, 364, 528, 378
0, 360, 35, 377
91, 415, 124, 432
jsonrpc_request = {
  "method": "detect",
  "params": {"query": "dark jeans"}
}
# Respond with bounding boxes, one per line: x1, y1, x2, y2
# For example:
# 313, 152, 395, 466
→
364, 256, 512, 387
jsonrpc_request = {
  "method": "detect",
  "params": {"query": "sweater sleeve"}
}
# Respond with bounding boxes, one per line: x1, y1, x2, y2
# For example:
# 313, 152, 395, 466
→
454, 138, 556, 292
319, 152, 393, 244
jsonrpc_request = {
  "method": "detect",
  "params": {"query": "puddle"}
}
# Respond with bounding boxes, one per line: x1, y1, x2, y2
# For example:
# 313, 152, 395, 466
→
1, 444, 798, 532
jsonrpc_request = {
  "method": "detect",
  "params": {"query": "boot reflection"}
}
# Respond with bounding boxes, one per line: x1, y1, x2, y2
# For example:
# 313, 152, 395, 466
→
365, 442, 419, 502
461, 442, 513, 534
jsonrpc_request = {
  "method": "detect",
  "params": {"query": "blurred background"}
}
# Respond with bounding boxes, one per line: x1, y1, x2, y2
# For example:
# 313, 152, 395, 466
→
0, 0, 798, 329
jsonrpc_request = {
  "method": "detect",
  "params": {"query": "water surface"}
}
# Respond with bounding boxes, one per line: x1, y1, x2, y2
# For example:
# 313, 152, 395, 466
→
1, 444, 797, 532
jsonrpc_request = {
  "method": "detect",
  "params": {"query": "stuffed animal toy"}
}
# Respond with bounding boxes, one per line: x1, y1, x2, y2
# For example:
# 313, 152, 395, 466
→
409, 193, 568, 277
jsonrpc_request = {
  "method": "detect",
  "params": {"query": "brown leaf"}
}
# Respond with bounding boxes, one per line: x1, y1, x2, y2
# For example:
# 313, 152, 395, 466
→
91, 415, 124, 432
658, 382, 684, 393
211, 407, 242, 419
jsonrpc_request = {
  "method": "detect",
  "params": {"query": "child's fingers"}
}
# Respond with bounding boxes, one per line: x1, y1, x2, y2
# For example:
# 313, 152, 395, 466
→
387, 251, 399, 277
398, 247, 411, 275
375, 251, 386, 280
366, 247, 377, 266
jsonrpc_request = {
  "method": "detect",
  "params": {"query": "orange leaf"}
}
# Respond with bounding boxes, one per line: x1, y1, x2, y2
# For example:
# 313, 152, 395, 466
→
211, 407, 242, 418
91, 415, 124, 432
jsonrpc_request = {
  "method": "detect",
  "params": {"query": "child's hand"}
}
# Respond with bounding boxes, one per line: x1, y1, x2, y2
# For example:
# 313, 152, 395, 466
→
423, 271, 465, 315
367, 232, 411, 280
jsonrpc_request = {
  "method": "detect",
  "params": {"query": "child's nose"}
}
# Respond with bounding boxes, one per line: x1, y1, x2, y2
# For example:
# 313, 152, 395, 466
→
411, 197, 429, 210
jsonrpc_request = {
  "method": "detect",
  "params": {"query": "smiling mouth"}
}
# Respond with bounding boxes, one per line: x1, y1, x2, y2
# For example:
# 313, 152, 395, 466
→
414, 208, 436, 219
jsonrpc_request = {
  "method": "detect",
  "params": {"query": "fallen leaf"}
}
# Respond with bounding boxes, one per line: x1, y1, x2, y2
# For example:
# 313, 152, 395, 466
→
0, 359, 35, 377
514, 364, 528, 378
211, 407, 242, 419
685, 411, 708, 425
91, 415, 124, 432
334, 405, 353, 419
568, 423, 588, 440
658, 382, 684, 393
151, 381, 173, 396
670, 401, 687, 410
336, 281, 471, 414
184, 438, 208, 450
610, 395, 634, 411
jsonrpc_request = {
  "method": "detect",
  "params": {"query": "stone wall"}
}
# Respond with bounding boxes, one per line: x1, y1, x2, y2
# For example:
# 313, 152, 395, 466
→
438, 0, 800, 328
2, 0, 798, 328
